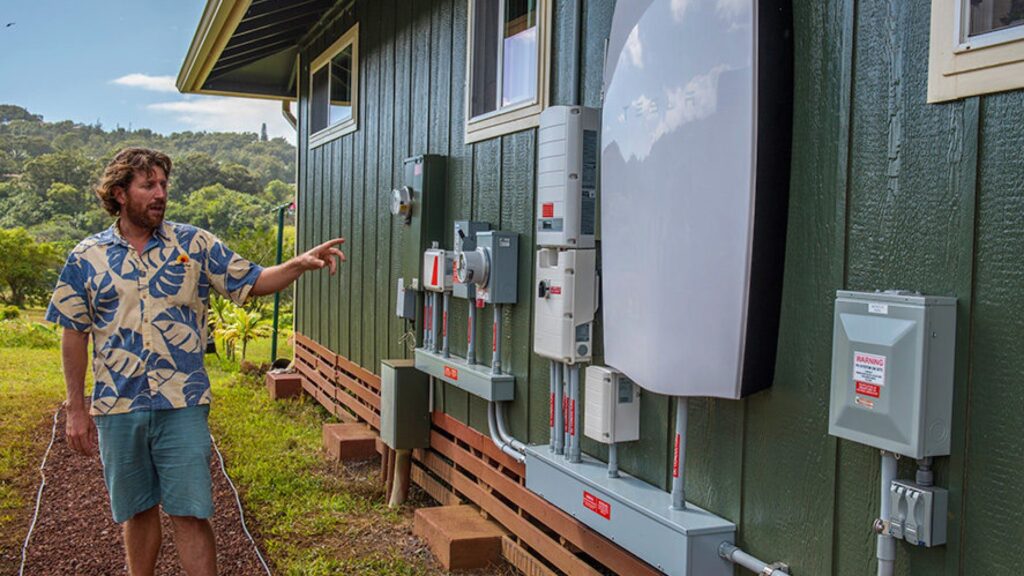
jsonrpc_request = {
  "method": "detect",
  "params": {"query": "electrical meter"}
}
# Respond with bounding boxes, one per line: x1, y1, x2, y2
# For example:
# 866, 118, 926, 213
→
393, 155, 446, 286
452, 221, 490, 299
453, 231, 518, 304
422, 245, 453, 293
828, 290, 956, 459
537, 106, 600, 249
583, 365, 640, 444
534, 248, 597, 363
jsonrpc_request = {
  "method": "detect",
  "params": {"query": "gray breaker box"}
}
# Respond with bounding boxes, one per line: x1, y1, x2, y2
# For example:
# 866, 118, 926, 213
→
525, 445, 735, 576
414, 347, 515, 401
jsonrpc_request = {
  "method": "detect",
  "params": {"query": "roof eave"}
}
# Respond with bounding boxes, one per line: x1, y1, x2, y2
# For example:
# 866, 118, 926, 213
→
177, 0, 253, 95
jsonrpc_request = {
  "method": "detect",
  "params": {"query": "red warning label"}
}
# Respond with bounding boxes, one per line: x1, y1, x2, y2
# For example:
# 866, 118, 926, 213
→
444, 366, 459, 381
542, 202, 554, 218
583, 491, 611, 520
549, 286, 562, 295
856, 381, 881, 398
673, 434, 682, 478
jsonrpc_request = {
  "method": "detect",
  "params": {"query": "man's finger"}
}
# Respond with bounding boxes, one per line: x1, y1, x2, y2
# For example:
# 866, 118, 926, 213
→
68, 433, 82, 454
317, 237, 345, 251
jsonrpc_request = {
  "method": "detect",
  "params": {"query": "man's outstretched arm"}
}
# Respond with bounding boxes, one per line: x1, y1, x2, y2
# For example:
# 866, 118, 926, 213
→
250, 237, 346, 297
62, 327, 97, 455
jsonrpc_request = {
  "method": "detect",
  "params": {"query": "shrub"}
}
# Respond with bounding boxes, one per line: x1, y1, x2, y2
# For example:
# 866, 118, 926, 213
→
0, 320, 61, 349
1, 305, 19, 320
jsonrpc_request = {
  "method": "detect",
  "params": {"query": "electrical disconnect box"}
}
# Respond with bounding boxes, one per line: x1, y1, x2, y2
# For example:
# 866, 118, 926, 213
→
422, 244, 452, 293
455, 231, 519, 304
828, 290, 957, 459
583, 366, 640, 444
452, 220, 490, 300
392, 155, 446, 288
395, 278, 416, 319
537, 106, 599, 249
380, 359, 431, 450
881, 480, 948, 547
534, 248, 597, 363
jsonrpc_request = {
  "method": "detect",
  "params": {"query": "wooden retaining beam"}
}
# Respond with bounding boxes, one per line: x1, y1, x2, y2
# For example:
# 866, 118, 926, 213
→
292, 332, 662, 576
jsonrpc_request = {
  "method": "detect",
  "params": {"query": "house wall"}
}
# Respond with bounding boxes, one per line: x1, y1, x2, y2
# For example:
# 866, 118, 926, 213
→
293, 1, 1024, 574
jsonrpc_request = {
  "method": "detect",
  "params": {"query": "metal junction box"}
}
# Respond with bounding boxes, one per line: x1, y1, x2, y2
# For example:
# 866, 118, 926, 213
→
413, 348, 515, 401
537, 105, 599, 249
525, 446, 735, 576
882, 480, 948, 548
422, 247, 453, 293
456, 231, 519, 305
452, 220, 490, 300
583, 366, 641, 444
534, 248, 597, 363
828, 291, 957, 459
394, 155, 446, 287
380, 359, 431, 450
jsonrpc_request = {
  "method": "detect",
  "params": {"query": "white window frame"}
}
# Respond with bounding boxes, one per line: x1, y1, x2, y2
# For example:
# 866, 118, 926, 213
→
464, 0, 552, 144
309, 23, 359, 148
928, 1, 1024, 102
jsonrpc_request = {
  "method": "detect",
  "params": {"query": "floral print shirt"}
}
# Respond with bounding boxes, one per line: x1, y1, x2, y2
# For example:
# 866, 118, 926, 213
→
45, 221, 262, 415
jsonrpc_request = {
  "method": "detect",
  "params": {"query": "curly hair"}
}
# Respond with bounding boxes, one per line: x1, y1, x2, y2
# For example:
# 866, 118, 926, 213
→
95, 147, 173, 216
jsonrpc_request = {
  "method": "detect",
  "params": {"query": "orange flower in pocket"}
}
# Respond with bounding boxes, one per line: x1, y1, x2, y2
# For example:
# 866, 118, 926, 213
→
177, 254, 190, 264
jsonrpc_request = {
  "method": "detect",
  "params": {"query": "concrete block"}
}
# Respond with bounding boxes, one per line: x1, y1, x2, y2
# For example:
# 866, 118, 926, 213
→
265, 372, 303, 400
413, 505, 504, 571
322, 423, 378, 462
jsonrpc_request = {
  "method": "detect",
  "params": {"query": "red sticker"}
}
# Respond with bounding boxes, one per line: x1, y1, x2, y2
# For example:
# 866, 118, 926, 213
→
549, 393, 555, 426
414, 163, 422, 176
856, 381, 881, 398
570, 399, 576, 436
542, 202, 554, 218
549, 286, 562, 295
673, 433, 682, 478
583, 491, 611, 520
492, 322, 497, 352
430, 256, 439, 287
444, 366, 459, 381
442, 311, 448, 337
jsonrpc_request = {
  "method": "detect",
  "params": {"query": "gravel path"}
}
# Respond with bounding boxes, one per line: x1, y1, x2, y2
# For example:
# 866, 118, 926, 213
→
18, 408, 267, 575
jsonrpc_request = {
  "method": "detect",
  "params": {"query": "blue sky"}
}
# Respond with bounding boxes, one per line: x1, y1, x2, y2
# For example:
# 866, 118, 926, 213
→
0, 1, 295, 140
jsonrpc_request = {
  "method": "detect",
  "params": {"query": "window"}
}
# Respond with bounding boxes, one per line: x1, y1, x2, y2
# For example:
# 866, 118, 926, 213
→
928, 1, 1024, 102
466, 0, 551, 143
309, 24, 359, 147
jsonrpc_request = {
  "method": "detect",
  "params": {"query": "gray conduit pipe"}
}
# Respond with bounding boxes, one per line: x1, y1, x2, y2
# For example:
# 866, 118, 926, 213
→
563, 363, 573, 460
441, 292, 450, 358
488, 402, 526, 463
718, 543, 790, 576
671, 396, 688, 510
467, 301, 477, 365
492, 305, 502, 374
878, 451, 897, 576
549, 362, 556, 453
608, 442, 619, 478
569, 365, 581, 463
553, 361, 564, 455
495, 401, 526, 452
432, 292, 441, 353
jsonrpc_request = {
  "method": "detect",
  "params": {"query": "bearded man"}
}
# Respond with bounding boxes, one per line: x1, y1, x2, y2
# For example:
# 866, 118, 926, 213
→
45, 147, 343, 576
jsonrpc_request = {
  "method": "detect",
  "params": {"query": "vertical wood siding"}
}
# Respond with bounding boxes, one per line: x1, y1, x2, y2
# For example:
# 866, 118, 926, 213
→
292, 0, 1024, 573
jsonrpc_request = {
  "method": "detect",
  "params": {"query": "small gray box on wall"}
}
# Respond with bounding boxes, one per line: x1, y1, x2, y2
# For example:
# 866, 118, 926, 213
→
828, 291, 956, 459
380, 359, 431, 450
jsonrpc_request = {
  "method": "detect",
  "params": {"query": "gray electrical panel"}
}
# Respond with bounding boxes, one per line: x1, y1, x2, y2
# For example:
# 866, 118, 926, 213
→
452, 220, 490, 300
456, 231, 519, 304
380, 359, 431, 450
828, 291, 957, 459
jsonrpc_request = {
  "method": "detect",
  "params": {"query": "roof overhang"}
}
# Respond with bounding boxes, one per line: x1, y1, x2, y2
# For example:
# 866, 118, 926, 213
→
177, 0, 338, 101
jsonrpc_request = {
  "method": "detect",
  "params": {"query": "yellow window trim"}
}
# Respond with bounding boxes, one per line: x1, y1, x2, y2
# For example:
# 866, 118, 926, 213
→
928, 1, 1024, 103
309, 23, 360, 148
464, 0, 552, 144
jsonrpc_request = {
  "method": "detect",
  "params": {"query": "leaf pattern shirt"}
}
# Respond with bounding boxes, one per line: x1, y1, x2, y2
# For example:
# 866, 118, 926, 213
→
45, 221, 263, 415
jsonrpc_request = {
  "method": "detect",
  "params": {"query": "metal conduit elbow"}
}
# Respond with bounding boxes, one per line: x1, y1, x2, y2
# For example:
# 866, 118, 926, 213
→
487, 403, 525, 463
718, 542, 790, 576
495, 401, 526, 452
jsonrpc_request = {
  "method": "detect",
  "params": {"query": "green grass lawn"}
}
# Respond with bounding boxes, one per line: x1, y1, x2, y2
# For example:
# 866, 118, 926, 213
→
0, 331, 442, 575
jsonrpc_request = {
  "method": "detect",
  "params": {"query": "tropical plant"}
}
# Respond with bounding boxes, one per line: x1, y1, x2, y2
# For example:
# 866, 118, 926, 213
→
216, 304, 272, 361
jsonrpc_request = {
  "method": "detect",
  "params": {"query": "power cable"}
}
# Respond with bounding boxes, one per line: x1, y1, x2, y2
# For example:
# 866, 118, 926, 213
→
19, 404, 61, 576
211, 433, 273, 576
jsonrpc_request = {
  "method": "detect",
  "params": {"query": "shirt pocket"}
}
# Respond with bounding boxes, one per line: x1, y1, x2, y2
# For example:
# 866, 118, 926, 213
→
167, 261, 201, 308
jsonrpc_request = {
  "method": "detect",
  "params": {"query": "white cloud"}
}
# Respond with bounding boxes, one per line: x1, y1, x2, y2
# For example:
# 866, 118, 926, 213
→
652, 65, 727, 146
671, 0, 692, 22
715, 0, 748, 20
112, 73, 178, 93
625, 26, 644, 69
631, 94, 658, 117
148, 97, 295, 140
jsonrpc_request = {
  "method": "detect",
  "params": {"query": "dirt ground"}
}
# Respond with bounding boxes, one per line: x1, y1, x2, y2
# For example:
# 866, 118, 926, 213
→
13, 409, 266, 575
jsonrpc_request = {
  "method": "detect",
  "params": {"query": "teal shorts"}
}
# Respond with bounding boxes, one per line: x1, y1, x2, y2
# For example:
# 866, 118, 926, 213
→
94, 405, 213, 523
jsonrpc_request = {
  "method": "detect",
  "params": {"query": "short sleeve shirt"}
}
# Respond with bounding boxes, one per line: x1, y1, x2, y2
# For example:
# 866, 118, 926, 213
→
45, 220, 263, 416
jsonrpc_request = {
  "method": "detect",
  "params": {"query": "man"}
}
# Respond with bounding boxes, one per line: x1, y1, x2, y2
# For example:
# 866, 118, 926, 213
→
45, 147, 343, 576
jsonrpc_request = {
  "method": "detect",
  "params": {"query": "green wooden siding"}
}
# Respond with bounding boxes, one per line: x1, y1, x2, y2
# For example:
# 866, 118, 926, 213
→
293, 1, 1024, 574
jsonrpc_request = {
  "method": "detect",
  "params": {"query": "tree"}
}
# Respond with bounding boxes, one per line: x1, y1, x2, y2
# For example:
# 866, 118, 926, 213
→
22, 151, 98, 195
44, 182, 92, 216
168, 151, 220, 201
216, 304, 272, 361
260, 123, 268, 142
262, 180, 294, 205
167, 183, 271, 238
0, 228, 62, 307
0, 105, 42, 123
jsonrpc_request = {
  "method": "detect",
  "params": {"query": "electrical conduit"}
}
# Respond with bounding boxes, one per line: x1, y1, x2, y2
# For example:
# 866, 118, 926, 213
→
878, 451, 897, 576
671, 396, 688, 510
718, 543, 790, 576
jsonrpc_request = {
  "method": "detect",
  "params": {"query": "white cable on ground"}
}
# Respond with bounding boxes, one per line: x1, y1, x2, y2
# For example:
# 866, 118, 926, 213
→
19, 404, 61, 576
210, 433, 273, 576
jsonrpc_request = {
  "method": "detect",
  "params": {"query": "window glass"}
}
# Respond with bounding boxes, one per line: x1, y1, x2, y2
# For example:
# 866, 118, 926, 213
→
968, 0, 1024, 37
311, 67, 329, 133
329, 46, 353, 125
502, 0, 538, 107
472, 0, 500, 117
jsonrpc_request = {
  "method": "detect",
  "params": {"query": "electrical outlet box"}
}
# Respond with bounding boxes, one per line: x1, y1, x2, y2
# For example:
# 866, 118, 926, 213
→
395, 277, 416, 319
534, 248, 597, 363
422, 247, 453, 293
393, 155, 446, 287
452, 221, 490, 300
456, 231, 519, 304
584, 366, 640, 444
537, 106, 599, 249
828, 291, 957, 459
884, 480, 948, 547
380, 359, 431, 450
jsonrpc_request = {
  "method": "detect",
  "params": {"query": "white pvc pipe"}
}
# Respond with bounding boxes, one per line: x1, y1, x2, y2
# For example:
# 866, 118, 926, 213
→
487, 402, 525, 463
719, 543, 790, 576
495, 401, 526, 452
671, 397, 688, 510
878, 451, 897, 576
